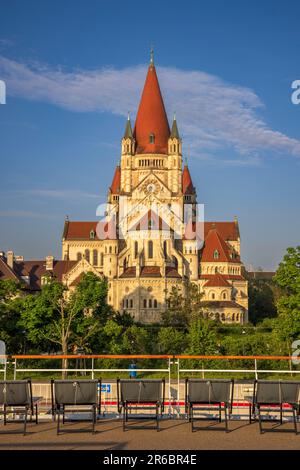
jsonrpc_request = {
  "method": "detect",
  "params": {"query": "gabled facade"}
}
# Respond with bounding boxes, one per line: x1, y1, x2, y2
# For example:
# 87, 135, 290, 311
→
61, 53, 249, 324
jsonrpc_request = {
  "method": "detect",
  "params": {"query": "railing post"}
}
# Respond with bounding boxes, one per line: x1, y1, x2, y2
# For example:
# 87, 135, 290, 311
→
13, 358, 17, 380
92, 358, 94, 380
168, 357, 171, 416
177, 358, 180, 411
254, 359, 258, 380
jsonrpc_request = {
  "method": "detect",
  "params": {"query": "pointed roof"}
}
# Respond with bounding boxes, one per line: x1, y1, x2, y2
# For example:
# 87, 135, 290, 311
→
204, 272, 231, 287
170, 115, 180, 139
134, 58, 170, 154
124, 114, 133, 139
201, 228, 240, 263
110, 165, 121, 194
182, 164, 195, 194
129, 209, 171, 232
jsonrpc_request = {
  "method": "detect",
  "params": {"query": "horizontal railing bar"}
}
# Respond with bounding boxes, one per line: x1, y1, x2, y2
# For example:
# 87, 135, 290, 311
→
11, 354, 294, 360
176, 355, 293, 360
180, 369, 300, 374
13, 370, 165, 373
12, 354, 172, 359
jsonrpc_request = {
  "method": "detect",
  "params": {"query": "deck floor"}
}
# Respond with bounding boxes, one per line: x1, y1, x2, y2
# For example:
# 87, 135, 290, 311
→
0, 418, 299, 450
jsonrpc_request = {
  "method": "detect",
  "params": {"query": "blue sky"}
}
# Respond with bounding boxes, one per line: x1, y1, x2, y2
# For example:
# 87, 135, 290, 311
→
0, 0, 300, 270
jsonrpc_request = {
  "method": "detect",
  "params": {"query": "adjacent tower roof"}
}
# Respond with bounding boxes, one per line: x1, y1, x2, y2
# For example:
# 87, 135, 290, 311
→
134, 51, 170, 154
110, 165, 121, 193
182, 164, 195, 194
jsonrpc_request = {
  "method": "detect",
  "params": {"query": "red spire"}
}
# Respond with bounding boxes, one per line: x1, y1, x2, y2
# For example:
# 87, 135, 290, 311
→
110, 165, 121, 193
134, 62, 170, 154
182, 165, 194, 194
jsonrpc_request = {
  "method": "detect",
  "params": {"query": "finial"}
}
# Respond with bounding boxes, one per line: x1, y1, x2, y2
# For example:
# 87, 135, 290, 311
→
127, 111, 130, 121
65, 214, 69, 221
173, 112, 176, 121
150, 45, 154, 66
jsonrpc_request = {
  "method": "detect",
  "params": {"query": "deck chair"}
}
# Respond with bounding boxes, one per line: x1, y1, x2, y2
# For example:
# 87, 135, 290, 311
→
51, 379, 101, 434
0, 380, 39, 435
117, 379, 165, 431
254, 380, 300, 434
185, 378, 234, 432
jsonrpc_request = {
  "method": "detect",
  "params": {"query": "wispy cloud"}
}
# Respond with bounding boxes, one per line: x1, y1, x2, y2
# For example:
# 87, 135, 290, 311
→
0, 210, 56, 219
26, 189, 102, 199
1, 56, 300, 164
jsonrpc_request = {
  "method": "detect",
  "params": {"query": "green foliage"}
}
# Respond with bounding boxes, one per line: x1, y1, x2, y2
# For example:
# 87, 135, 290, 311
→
19, 272, 111, 354
248, 278, 277, 324
0, 279, 24, 353
185, 319, 218, 355
273, 246, 300, 348
162, 282, 204, 327
157, 327, 187, 354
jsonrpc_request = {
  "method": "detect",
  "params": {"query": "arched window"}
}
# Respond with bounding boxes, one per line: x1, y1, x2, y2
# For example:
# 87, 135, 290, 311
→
154, 299, 158, 308
213, 250, 219, 259
85, 249, 90, 262
149, 133, 155, 143
130, 299, 133, 308
109, 246, 112, 254
90, 230, 95, 239
173, 256, 178, 270
77, 252, 82, 261
222, 292, 227, 300
143, 299, 147, 308
149, 299, 152, 308
100, 253, 104, 265
211, 292, 215, 300
134, 241, 138, 259
232, 313, 235, 321
221, 313, 225, 321
163, 240, 167, 258
93, 249, 98, 266
148, 240, 153, 259
126, 299, 129, 309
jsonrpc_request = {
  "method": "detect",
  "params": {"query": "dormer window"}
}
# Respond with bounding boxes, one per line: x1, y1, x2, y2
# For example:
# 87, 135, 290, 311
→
213, 249, 219, 259
149, 133, 155, 144
90, 230, 95, 239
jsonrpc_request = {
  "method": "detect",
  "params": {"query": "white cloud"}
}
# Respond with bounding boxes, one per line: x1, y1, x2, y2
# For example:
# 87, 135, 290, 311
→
1, 55, 300, 164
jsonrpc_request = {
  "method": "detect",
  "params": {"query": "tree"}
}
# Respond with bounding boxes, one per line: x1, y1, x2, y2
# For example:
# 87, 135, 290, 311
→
162, 282, 204, 327
273, 246, 300, 355
20, 273, 111, 375
0, 279, 24, 353
248, 278, 277, 324
185, 319, 218, 355
157, 327, 187, 354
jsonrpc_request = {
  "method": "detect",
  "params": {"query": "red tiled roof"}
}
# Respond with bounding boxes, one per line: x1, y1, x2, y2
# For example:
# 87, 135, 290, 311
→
141, 266, 161, 277
63, 221, 115, 241
110, 165, 121, 194
134, 64, 170, 154
14, 260, 77, 290
204, 273, 231, 287
166, 266, 181, 278
182, 165, 194, 194
204, 222, 239, 240
201, 228, 240, 263
199, 274, 245, 281
119, 265, 181, 278
0, 256, 20, 282
201, 300, 245, 310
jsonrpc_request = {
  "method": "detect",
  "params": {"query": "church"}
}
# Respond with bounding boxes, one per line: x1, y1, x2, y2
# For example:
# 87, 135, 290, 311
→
0, 53, 248, 324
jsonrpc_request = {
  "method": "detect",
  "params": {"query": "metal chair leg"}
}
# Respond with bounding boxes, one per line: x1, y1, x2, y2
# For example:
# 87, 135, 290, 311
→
224, 406, 229, 433
219, 403, 222, 423
258, 407, 263, 434
190, 404, 194, 432
3, 404, 6, 425
293, 408, 298, 435
57, 407, 60, 435
92, 405, 96, 434
23, 407, 28, 436
123, 405, 126, 432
